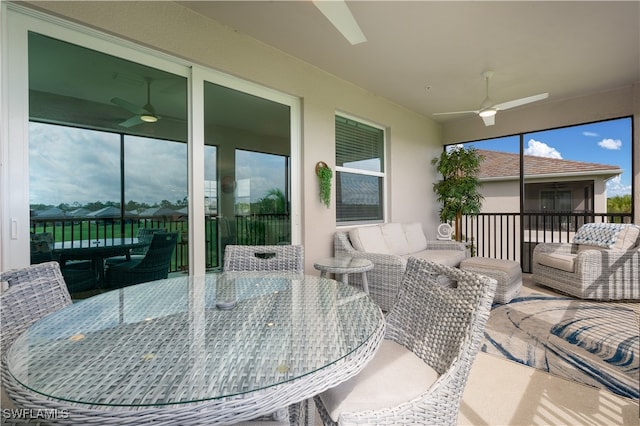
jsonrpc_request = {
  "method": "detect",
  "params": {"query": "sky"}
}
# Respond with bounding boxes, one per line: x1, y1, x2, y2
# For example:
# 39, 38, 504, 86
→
464, 117, 632, 197
30, 117, 632, 208
29, 122, 286, 208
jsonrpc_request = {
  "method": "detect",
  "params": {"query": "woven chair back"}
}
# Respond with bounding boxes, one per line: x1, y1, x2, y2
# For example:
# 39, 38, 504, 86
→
0, 261, 72, 356
223, 245, 304, 273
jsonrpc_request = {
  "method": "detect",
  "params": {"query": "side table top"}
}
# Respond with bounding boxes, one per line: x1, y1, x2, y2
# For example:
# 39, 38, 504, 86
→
314, 256, 373, 274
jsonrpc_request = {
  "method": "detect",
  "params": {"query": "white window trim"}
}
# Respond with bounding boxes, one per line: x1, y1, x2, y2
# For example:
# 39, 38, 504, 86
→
335, 112, 388, 226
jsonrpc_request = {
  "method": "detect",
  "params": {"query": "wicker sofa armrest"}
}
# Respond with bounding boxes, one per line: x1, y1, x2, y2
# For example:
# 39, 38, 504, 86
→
575, 245, 640, 270
334, 231, 406, 311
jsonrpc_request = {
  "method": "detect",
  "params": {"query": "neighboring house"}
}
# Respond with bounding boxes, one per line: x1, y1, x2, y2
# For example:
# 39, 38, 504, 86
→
469, 149, 622, 269
477, 149, 622, 216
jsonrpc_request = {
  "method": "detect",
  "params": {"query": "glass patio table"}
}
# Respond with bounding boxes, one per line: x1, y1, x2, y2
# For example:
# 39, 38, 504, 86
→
4, 273, 384, 425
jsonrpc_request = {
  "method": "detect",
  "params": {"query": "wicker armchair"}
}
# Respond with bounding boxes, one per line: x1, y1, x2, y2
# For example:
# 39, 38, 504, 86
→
105, 227, 167, 266
223, 244, 304, 273
532, 239, 640, 300
104, 232, 178, 289
314, 257, 496, 426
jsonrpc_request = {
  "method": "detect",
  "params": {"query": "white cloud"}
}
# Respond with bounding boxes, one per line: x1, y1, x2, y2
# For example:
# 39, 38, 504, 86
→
606, 175, 632, 197
583, 131, 599, 137
598, 138, 622, 150
524, 139, 562, 159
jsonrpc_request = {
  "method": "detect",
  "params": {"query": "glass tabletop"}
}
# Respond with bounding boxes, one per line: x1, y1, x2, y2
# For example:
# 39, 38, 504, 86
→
6, 273, 383, 407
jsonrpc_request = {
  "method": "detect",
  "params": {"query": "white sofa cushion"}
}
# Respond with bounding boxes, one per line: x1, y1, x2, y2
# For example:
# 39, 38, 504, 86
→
318, 339, 438, 421
349, 226, 391, 254
613, 224, 640, 249
402, 222, 428, 253
381, 223, 411, 255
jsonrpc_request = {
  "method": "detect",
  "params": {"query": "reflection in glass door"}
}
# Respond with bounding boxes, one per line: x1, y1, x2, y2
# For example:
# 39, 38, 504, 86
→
203, 81, 292, 269
28, 32, 188, 292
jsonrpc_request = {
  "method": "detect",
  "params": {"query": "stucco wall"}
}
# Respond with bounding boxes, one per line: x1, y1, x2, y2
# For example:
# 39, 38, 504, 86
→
14, 1, 443, 273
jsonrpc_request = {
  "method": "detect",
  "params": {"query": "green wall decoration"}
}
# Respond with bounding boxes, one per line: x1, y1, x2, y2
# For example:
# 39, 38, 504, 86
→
315, 161, 333, 208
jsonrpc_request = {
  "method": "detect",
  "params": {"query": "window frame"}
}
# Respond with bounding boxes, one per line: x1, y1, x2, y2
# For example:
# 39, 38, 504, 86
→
335, 113, 387, 226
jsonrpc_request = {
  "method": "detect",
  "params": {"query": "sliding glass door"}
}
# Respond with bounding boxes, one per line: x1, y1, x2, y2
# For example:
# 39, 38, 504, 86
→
203, 81, 293, 269
7, 8, 300, 278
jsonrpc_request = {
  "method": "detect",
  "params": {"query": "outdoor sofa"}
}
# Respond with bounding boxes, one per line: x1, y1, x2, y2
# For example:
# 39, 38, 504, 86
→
335, 222, 466, 311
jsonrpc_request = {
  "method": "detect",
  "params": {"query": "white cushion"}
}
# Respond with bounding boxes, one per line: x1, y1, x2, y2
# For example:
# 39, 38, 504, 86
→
318, 339, 439, 422
381, 223, 410, 255
349, 226, 391, 254
402, 222, 427, 253
537, 252, 577, 273
613, 225, 640, 249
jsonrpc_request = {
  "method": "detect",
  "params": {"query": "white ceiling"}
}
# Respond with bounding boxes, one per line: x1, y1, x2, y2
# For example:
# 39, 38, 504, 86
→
179, 1, 640, 124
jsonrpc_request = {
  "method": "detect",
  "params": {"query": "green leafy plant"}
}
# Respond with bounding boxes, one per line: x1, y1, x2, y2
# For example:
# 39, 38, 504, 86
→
316, 162, 333, 208
431, 146, 484, 242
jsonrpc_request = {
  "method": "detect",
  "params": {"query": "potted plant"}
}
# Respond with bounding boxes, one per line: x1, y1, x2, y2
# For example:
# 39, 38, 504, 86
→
431, 146, 484, 242
315, 161, 333, 208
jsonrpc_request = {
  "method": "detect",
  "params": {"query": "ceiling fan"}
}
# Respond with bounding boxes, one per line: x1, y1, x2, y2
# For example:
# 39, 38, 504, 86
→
111, 77, 160, 128
433, 71, 549, 126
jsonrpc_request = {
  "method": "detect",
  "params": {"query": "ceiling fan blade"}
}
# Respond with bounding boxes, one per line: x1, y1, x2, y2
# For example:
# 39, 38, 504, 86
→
432, 110, 479, 116
493, 93, 549, 111
313, 0, 367, 45
118, 115, 144, 128
111, 97, 148, 115
481, 114, 495, 126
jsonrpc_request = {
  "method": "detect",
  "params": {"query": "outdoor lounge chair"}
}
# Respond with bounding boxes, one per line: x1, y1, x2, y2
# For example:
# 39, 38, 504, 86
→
532, 223, 640, 300
314, 257, 496, 426
104, 232, 178, 288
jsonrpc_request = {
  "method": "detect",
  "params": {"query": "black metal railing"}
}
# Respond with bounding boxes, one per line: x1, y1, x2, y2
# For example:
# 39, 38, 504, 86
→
30, 214, 291, 273
461, 212, 633, 273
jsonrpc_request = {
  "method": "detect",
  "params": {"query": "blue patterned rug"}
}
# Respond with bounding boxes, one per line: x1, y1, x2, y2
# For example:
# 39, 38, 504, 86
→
481, 287, 639, 400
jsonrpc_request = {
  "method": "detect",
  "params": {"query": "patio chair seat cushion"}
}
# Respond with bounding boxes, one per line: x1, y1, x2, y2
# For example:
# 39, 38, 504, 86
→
318, 339, 438, 421
536, 252, 577, 273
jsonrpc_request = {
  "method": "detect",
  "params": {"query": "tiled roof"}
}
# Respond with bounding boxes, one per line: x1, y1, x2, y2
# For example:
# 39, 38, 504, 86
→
477, 149, 622, 180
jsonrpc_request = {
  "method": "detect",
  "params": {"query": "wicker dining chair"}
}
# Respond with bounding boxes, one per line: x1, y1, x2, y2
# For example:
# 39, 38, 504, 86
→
314, 257, 497, 426
105, 227, 167, 266
104, 232, 178, 288
223, 245, 304, 273
1, 261, 72, 355
1, 261, 73, 411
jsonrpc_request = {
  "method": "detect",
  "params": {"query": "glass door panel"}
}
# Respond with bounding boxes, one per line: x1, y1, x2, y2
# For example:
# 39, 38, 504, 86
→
28, 32, 188, 292
203, 81, 291, 270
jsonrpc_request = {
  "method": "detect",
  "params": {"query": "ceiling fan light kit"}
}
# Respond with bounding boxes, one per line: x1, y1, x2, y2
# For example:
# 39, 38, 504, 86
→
112, 77, 160, 127
433, 70, 548, 126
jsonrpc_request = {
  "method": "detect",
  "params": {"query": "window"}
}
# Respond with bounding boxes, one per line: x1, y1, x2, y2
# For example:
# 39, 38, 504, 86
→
335, 115, 385, 224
